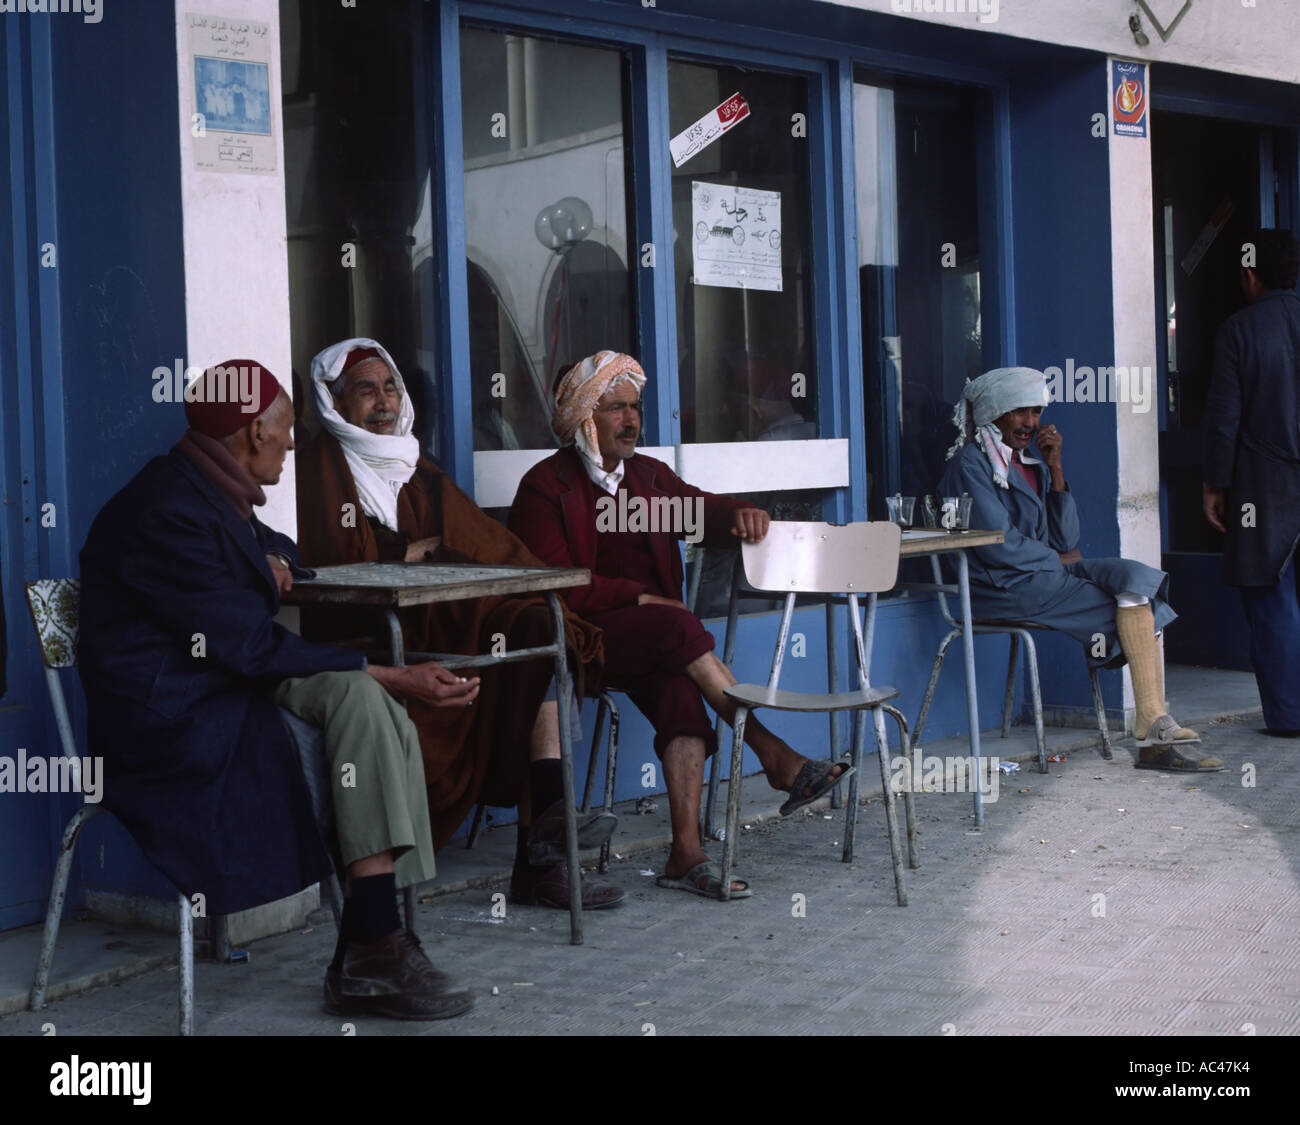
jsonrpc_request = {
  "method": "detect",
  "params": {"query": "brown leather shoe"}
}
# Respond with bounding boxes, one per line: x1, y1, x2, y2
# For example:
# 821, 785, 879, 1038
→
510, 863, 625, 909
326, 929, 473, 1020
527, 799, 618, 865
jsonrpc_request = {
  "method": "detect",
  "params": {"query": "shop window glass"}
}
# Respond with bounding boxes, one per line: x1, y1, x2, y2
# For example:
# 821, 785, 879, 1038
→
460, 26, 637, 451
280, 0, 441, 458
856, 73, 986, 513
668, 59, 817, 444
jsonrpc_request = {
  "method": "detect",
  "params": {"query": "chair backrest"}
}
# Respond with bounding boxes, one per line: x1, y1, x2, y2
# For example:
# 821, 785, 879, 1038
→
25, 579, 80, 669
25, 579, 82, 763
740, 521, 901, 596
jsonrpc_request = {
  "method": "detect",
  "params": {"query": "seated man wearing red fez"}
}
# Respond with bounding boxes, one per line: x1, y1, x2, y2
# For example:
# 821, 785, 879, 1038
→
79, 360, 476, 1020
509, 351, 854, 899
295, 339, 622, 910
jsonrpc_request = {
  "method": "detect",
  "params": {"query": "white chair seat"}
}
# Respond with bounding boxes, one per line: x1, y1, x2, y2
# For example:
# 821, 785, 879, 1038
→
725, 683, 899, 713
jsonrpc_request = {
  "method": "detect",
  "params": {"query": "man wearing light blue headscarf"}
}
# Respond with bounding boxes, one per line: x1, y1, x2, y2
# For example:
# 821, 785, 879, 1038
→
938, 367, 1220, 771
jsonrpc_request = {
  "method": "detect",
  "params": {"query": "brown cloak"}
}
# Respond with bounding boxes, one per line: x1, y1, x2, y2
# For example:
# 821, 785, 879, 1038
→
295, 432, 602, 849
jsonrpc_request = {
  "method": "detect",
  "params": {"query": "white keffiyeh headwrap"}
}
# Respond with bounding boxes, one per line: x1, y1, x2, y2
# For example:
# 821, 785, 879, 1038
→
945, 366, 1050, 489
310, 338, 420, 531
552, 351, 647, 494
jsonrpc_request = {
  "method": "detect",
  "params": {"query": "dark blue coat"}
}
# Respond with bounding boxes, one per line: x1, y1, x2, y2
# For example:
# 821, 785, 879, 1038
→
1205, 289, 1300, 587
78, 448, 364, 914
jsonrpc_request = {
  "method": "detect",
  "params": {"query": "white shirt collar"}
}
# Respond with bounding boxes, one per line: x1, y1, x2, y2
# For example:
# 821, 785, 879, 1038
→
583, 455, 626, 496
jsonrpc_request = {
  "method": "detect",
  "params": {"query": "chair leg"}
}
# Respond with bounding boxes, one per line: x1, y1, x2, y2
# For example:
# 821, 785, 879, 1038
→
323, 872, 345, 929
465, 803, 485, 850
826, 599, 842, 810
882, 704, 919, 870
706, 565, 744, 840
1019, 631, 1048, 773
913, 629, 960, 746
719, 705, 749, 902
599, 694, 620, 874
841, 709, 867, 864
210, 914, 230, 963
403, 886, 417, 931
1002, 634, 1019, 738
30, 804, 104, 1012
870, 706, 908, 906
584, 695, 610, 811
178, 892, 194, 1037
1088, 662, 1114, 761
703, 712, 726, 839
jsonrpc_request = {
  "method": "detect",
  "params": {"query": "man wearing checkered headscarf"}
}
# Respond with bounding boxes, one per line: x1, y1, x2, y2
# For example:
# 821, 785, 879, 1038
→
939, 367, 1214, 768
510, 351, 856, 900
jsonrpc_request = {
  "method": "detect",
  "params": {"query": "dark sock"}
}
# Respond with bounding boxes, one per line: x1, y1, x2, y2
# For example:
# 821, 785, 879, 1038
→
530, 759, 564, 817
343, 873, 401, 947
514, 826, 531, 874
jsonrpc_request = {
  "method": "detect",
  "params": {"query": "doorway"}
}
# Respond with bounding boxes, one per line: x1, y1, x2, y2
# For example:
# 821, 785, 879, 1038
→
1152, 111, 1284, 668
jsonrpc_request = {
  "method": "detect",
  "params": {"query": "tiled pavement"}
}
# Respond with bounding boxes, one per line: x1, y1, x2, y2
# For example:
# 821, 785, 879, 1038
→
3, 708, 1296, 1037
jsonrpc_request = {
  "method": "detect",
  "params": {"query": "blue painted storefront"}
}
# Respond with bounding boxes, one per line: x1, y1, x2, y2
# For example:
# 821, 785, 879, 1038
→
1, 0, 1293, 929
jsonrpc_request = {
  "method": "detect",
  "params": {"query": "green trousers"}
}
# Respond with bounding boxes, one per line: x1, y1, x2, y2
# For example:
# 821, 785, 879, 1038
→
273, 670, 437, 891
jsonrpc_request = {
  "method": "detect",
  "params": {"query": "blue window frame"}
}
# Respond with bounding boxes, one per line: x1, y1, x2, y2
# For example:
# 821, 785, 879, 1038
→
436, 0, 857, 516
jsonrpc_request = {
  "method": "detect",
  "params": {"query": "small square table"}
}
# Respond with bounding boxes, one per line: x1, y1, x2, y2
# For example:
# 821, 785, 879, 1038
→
283, 562, 592, 944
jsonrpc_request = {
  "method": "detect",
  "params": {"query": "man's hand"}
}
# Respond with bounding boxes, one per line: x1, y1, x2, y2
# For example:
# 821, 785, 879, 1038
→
1035, 424, 1063, 466
730, 508, 770, 542
368, 661, 480, 708
1034, 424, 1067, 491
1057, 549, 1083, 565
404, 536, 443, 563
638, 593, 688, 609
1202, 482, 1227, 533
266, 554, 293, 595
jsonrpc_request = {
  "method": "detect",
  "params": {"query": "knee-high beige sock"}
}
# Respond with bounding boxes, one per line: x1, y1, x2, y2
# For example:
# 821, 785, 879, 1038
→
1115, 604, 1164, 738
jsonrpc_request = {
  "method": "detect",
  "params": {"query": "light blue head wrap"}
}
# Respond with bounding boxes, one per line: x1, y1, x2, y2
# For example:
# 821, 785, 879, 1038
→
945, 367, 1051, 489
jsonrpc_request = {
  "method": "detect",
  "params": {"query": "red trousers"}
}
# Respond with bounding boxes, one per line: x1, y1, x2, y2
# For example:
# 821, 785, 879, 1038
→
585, 603, 718, 758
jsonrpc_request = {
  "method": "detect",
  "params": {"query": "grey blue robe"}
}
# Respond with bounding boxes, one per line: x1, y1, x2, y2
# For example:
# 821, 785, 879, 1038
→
937, 444, 1175, 668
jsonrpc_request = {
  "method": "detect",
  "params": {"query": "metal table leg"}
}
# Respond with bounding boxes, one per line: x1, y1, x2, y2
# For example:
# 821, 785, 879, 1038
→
955, 552, 984, 829
547, 594, 583, 945
384, 609, 418, 930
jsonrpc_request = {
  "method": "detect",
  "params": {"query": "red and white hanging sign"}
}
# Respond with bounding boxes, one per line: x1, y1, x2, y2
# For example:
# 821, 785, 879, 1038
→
670, 92, 750, 168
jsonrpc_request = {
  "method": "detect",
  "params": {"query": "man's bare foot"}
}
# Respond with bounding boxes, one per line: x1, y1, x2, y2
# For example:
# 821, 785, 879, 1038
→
767, 755, 848, 796
664, 849, 746, 894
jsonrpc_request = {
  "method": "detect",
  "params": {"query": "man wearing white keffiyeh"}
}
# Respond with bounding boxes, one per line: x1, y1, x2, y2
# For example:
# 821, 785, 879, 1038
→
938, 367, 1216, 768
298, 339, 624, 910
310, 339, 423, 536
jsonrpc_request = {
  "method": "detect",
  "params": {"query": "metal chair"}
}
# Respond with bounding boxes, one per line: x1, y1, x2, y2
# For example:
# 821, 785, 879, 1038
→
719, 522, 918, 905
24, 579, 356, 1036
24, 578, 198, 1036
911, 556, 1114, 773
464, 688, 623, 876
688, 547, 849, 840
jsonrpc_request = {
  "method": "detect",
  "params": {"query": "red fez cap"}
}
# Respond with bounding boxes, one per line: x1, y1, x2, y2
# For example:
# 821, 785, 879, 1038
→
342, 347, 383, 373
184, 359, 285, 439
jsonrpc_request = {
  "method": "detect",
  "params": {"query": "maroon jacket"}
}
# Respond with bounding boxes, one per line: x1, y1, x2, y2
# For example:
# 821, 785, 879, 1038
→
508, 447, 755, 614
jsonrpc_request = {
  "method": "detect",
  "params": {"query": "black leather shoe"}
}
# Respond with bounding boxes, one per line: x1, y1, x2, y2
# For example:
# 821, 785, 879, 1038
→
527, 799, 618, 865
510, 863, 625, 909
324, 929, 473, 1020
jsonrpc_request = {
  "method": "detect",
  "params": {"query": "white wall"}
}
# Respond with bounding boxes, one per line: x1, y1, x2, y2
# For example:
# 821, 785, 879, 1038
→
819, 0, 1300, 85
1108, 58, 1161, 730
174, 0, 297, 536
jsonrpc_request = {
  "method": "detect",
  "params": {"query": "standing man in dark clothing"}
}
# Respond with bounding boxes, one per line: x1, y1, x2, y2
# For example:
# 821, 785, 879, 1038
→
1203, 228, 1300, 736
